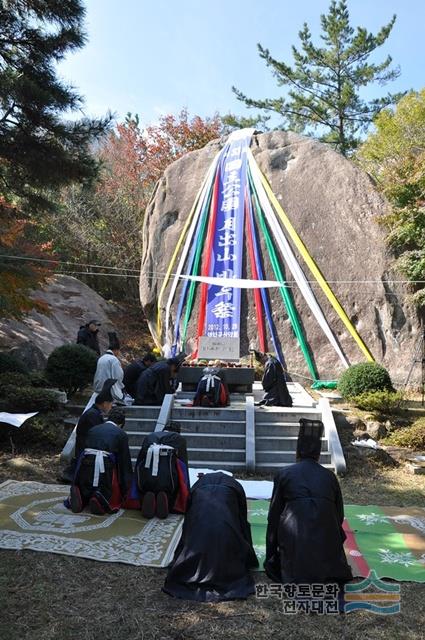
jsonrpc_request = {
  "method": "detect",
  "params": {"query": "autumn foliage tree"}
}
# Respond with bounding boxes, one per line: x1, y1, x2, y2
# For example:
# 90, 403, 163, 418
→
54, 110, 222, 300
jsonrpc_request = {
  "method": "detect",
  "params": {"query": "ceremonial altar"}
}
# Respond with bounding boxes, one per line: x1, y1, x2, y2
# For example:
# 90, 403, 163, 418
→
178, 364, 255, 393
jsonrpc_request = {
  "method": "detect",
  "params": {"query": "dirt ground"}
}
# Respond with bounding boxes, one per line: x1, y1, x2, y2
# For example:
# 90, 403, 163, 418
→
0, 445, 424, 640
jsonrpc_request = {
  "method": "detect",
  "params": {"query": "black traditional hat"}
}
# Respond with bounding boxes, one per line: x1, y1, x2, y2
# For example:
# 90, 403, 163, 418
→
108, 331, 120, 351
95, 378, 116, 404
296, 419, 324, 460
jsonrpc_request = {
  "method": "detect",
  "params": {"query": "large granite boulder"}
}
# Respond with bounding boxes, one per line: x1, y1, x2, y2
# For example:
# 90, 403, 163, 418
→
0, 275, 117, 366
140, 131, 420, 381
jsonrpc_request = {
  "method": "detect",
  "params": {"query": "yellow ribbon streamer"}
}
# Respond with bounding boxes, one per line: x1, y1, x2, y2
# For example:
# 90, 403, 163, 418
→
156, 161, 217, 339
249, 150, 374, 362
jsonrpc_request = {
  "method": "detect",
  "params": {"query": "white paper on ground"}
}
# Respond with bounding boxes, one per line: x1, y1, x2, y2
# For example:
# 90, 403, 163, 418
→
236, 479, 274, 500
352, 438, 380, 450
0, 412, 38, 428
189, 467, 232, 486
189, 467, 273, 500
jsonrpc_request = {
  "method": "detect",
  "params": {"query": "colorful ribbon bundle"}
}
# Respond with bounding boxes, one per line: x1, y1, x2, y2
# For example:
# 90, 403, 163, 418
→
156, 129, 373, 380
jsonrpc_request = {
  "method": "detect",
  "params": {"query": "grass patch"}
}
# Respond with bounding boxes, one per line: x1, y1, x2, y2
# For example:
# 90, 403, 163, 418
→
382, 418, 425, 449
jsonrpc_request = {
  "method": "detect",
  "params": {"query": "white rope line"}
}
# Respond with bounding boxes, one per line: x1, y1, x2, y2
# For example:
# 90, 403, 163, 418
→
3, 255, 425, 285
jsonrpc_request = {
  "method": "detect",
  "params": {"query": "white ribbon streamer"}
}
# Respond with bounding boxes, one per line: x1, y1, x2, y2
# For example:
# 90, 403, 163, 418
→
164, 152, 221, 347
179, 274, 284, 288
248, 151, 349, 369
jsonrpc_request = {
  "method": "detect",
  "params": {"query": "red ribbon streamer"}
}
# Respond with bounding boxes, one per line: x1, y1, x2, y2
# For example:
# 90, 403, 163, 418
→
195, 169, 221, 344
245, 190, 266, 352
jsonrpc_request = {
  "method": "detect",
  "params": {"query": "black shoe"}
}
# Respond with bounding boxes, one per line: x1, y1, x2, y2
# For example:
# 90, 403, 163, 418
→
141, 492, 156, 519
156, 491, 169, 519
254, 400, 266, 407
69, 485, 83, 513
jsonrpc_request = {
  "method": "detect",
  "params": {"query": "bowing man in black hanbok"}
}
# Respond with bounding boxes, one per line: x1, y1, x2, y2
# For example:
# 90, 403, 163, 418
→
163, 472, 258, 602
264, 419, 352, 585
68, 408, 133, 515
128, 421, 190, 519
253, 351, 292, 407
135, 358, 180, 406
123, 352, 157, 399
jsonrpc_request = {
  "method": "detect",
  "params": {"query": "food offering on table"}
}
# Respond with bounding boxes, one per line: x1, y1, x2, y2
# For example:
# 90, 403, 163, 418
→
182, 358, 254, 369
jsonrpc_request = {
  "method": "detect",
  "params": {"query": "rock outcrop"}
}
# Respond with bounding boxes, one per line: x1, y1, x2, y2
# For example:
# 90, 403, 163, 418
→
0, 275, 116, 366
140, 131, 421, 381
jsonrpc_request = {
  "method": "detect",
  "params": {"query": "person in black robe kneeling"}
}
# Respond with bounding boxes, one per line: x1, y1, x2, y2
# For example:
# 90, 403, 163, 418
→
264, 419, 352, 587
193, 366, 229, 407
130, 421, 190, 519
253, 351, 292, 407
67, 407, 133, 515
163, 472, 258, 602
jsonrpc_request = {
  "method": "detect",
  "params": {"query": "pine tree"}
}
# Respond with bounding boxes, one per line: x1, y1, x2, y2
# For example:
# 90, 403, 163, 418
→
0, 0, 111, 212
233, 0, 403, 155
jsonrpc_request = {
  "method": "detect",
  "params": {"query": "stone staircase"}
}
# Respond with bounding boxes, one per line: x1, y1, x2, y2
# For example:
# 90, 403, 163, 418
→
125, 402, 247, 471
122, 384, 344, 474
254, 405, 331, 471
61, 384, 346, 475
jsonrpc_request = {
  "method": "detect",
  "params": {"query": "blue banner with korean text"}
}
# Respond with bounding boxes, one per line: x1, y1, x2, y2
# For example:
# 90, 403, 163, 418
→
205, 129, 254, 339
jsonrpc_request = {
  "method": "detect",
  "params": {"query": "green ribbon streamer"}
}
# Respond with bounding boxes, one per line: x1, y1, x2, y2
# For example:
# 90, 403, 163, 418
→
180, 187, 213, 349
248, 170, 318, 381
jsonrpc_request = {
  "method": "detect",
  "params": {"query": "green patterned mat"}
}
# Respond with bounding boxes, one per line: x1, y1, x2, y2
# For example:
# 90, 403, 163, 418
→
247, 499, 425, 582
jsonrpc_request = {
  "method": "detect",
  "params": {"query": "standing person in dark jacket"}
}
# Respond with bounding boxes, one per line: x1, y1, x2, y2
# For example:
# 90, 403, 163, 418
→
77, 320, 101, 356
135, 358, 180, 406
253, 351, 292, 407
163, 472, 258, 602
68, 407, 133, 515
264, 419, 352, 586
123, 352, 157, 399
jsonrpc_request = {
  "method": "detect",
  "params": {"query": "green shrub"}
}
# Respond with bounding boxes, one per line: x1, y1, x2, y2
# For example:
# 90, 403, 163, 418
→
28, 371, 51, 388
352, 390, 406, 414
338, 362, 393, 398
46, 344, 97, 395
0, 385, 59, 413
0, 412, 67, 448
381, 419, 425, 449
0, 352, 26, 375
0, 372, 32, 388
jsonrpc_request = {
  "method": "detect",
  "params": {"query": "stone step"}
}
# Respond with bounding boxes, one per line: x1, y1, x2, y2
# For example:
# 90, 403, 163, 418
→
255, 422, 312, 436
130, 457, 247, 472
124, 418, 157, 432
256, 436, 328, 452
255, 462, 334, 473
129, 445, 246, 463
177, 420, 246, 435
255, 450, 332, 464
255, 409, 322, 423
124, 406, 162, 419
170, 407, 246, 421
126, 432, 246, 450
188, 448, 246, 462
